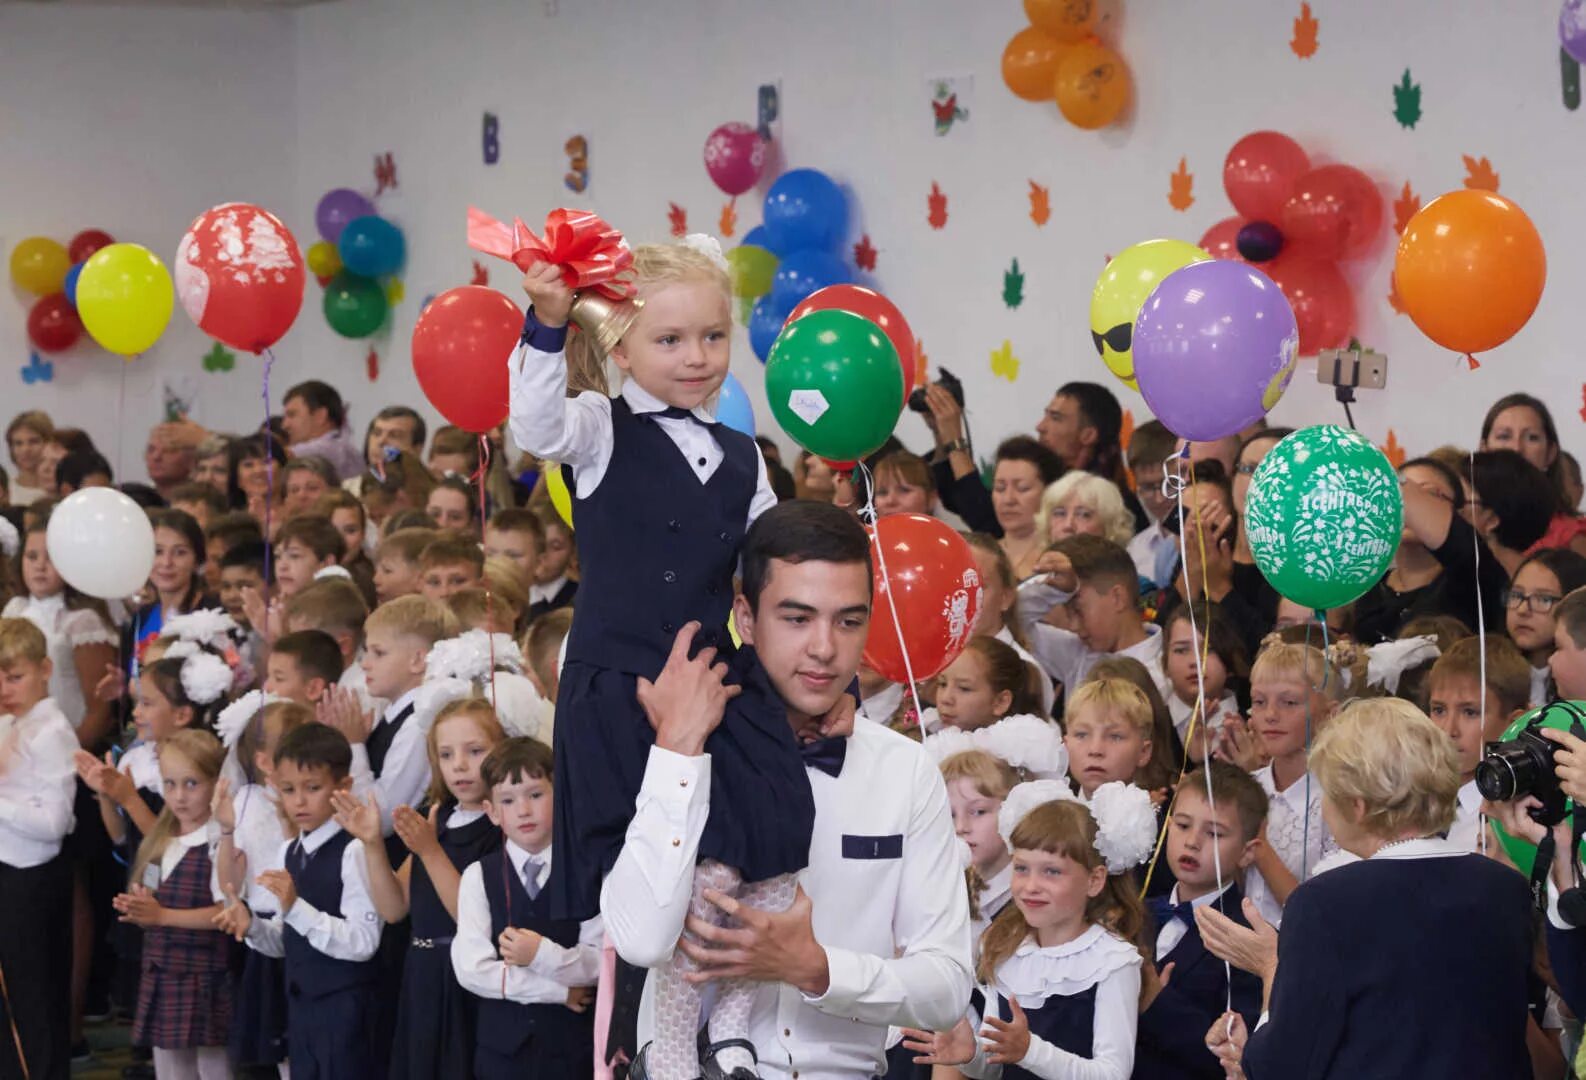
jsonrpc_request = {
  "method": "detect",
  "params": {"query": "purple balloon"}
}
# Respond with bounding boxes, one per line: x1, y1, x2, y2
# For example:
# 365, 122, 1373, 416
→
316, 188, 375, 244
1564, 0, 1586, 64
1236, 220, 1284, 263
1133, 261, 1300, 442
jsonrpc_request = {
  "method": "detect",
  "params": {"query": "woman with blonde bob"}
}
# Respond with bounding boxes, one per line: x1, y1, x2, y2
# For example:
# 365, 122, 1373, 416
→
1041, 471, 1135, 547
1202, 699, 1533, 1079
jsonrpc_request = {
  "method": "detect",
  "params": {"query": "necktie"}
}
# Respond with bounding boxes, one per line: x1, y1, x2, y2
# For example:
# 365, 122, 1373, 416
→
800, 736, 847, 778
289, 840, 309, 877
523, 857, 543, 901
1148, 894, 1198, 927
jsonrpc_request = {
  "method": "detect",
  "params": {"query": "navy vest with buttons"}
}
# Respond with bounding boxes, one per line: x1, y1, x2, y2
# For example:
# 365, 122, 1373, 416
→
999, 985, 1098, 1078
282, 830, 376, 1000
474, 849, 590, 1073
563, 396, 756, 678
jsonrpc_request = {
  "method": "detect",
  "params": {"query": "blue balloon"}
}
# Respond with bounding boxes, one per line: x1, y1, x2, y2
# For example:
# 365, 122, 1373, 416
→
63, 263, 84, 307
716, 373, 756, 437
338, 215, 406, 278
741, 225, 771, 250
770, 249, 852, 307
749, 296, 791, 363
762, 169, 848, 255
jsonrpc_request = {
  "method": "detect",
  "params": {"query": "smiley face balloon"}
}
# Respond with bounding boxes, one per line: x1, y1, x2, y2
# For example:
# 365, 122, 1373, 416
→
1089, 239, 1209, 391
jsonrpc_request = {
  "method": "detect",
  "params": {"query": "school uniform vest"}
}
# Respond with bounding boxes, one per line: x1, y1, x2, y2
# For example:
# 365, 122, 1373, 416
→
999, 985, 1098, 1078
283, 830, 376, 1000
475, 849, 588, 1067
365, 701, 414, 776
563, 397, 757, 677
409, 807, 499, 940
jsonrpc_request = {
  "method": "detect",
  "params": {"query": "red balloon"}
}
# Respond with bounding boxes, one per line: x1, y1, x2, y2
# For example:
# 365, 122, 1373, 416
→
862, 514, 983, 684
1280, 164, 1384, 262
412, 286, 524, 433
68, 229, 115, 264
1198, 216, 1250, 263
175, 203, 306, 353
27, 294, 82, 353
1223, 132, 1310, 224
1264, 255, 1355, 356
787, 285, 918, 400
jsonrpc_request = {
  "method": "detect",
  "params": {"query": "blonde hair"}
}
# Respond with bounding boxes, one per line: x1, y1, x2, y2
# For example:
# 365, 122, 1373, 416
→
1064, 677, 1154, 740
941, 749, 1022, 800
1085, 658, 1176, 791
482, 557, 530, 610
425, 698, 508, 805
565, 241, 733, 397
377, 527, 439, 567
130, 730, 225, 887
1309, 698, 1461, 839
1040, 472, 1136, 547
1251, 640, 1343, 702
365, 594, 458, 647
0, 617, 48, 668
284, 577, 369, 642
523, 607, 573, 693
1429, 635, 1532, 718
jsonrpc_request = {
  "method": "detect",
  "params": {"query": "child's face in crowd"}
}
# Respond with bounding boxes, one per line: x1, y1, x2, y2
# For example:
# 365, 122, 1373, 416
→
435, 713, 495, 811
428, 451, 472, 480
935, 651, 1012, 732
1064, 705, 1151, 797
426, 488, 473, 533
9, 425, 46, 474
483, 527, 540, 583
1248, 675, 1331, 762
610, 280, 731, 412
1552, 622, 1586, 700
1133, 461, 1172, 524
1066, 577, 1132, 654
947, 777, 1009, 877
21, 531, 64, 600
283, 470, 327, 516
969, 547, 1014, 637
150, 525, 199, 600
361, 626, 427, 701
486, 772, 553, 853
535, 525, 573, 585
274, 538, 329, 598
1010, 846, 1105, 944
0, 658, 52, 716
330, 508, 365, 565
133, 679, 189, 742
1166, 785, 1257, 900
374, 554, 422, 604
264, 654, 324, 706
159, 747, 216, 833
421, 560, 479, 602
872, 470, 933, 518
274, 759, 344, 833
1507, 561, 1565, 659
1427, 675, 1512, 781
219, 565, 264, 622
1165, 618, 1228, 707
992, 459, 1044, 536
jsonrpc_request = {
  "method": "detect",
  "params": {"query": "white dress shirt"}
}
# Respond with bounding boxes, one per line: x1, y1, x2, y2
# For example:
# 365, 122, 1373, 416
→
506, 339, 777, 525
858, 681, 904, 726
1016, 579, 1170, 700
1445, 779, 1485, 854
972, 861, 1013, 947
245, 819, 382, 962
528, 574, 570, 608
1166, 691, 1239, 745
120, 741, 162, 795
349, 687, 431, 836
0, 697, 77, 868
962, 925, 1142, 1080
290, 427, 365, 481
217, 782, 292, 926
1127, 524, 1177, 588
451, 840, 603, 1005
1244, 766, 1337, 928
1154, 881, 1232, 961
606, 720, 973, 1080
3, 594, 117, 729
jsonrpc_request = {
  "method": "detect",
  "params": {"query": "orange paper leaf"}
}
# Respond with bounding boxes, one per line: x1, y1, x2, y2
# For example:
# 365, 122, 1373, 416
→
928, 181, 948, 230
1291, 2, 1319, 58
1121, 409, 1136, 456
1392, 181, 1421, 236
668, 202, 688, 237
718, 201, 737, 238
1029, 181, 1051, 227
1168, 157, 1195, 212
1387, 272, 1406, 315
1462, 156, 1500, 192
1381, 429, 1406, 469
914, 338, 928, 390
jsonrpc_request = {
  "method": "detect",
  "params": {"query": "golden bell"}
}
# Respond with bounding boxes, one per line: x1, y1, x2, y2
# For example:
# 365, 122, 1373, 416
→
570, 291, 644, 355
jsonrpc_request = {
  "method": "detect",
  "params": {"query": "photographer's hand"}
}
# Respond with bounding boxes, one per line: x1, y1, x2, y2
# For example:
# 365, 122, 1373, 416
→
1544, 729, 1586, 805
924, 385, 977, 480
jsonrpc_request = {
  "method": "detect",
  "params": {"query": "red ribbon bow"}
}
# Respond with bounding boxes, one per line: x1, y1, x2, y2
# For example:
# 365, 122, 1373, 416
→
466, 206, 636, 300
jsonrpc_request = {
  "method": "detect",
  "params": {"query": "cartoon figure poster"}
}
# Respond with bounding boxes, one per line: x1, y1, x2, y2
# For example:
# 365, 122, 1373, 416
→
927, 75, 971, 138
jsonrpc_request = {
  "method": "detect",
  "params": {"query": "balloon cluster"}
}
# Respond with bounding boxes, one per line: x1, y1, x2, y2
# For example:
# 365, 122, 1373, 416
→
1001, 0, 1130, 130
702, 121, 769, 198
12, 228, 139, 355
1200, 131, 1383, 356
309, 188, 405, 339
730, 168, 856, 362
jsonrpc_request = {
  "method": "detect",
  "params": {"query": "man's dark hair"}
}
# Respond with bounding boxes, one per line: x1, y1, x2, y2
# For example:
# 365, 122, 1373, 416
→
995, 436, 1064, 487
271, 629, 345, 685
273, 721, 352, 779
118, 483, 166, 510
206, 511, 265, 549
742, 500, 872, 611
57, 449, 112, 491
1472, 449, 1556, 552
286, 380, 346, 430
370, 405, 426, 452
481, 736, 554, 792
1058, 381, 1126, 481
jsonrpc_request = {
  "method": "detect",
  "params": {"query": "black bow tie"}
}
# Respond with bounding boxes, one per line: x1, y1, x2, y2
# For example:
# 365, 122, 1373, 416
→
1148, 895, 1198, 927
648, 405, 717, 426
800, 736, 847, 778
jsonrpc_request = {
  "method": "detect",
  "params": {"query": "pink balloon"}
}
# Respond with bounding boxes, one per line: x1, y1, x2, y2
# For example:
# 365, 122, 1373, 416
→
703, 122, 767, 197
1223, 132, 1310, 224
1199, 216, 1249, 263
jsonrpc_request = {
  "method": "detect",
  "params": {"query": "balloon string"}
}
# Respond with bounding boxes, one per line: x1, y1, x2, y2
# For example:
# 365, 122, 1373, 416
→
115, 360, 129, 485
261, 348, 276, 611
1470, 448, 1488, 854
473, 434, 497, 709
855, 461, 925, 730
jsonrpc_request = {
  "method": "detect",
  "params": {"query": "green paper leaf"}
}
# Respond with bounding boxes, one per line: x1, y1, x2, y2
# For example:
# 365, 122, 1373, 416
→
1393, 68, 1421, 129
202, 341, 236, 373
1002, 258, 1025, 309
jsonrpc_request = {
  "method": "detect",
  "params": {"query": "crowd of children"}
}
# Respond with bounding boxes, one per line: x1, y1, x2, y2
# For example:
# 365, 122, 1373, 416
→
2, 225, 1585, 1080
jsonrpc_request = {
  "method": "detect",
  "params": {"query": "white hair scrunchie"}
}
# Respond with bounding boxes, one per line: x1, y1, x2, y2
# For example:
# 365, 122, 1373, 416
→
996, 779, 1159, 875
678, 233, 729, 272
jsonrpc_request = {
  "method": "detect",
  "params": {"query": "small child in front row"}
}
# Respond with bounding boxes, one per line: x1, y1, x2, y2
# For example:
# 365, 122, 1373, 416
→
114, 729, 231, 1080
331, 697, 507, 1080
1134, 763, 1268, 1079
451, 736, 600, 1078
215, 723, 385, 1079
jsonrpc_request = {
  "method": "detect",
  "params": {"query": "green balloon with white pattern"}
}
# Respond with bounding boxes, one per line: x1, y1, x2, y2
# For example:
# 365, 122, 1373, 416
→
1244, 424, 1403, 611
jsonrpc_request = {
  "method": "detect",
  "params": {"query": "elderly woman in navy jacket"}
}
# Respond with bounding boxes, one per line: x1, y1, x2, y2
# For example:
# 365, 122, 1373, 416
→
1198, 699, 1533, 1080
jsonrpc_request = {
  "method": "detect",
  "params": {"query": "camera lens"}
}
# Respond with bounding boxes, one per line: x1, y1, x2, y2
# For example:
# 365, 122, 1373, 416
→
1475, 741, 1539, 802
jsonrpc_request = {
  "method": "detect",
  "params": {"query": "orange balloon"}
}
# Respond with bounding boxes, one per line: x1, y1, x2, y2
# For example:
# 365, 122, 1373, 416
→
1002, 27, 1067, 101
1395, 190, 1546, 355
1054, 41, 1130, 130
1025, 0, 1097, 42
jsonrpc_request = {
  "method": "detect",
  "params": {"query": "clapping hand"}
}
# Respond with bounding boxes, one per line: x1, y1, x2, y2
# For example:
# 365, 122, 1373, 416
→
982, 997, 1033, 1066
257, 869, 297, 912
318, 687, 372, 746
213, 885, 252, 942
899, 1018, 976, 1067
330, 790, 383, 845
393, 804, 441, 859
212, 777, 237, 833
113, 885, 165, 928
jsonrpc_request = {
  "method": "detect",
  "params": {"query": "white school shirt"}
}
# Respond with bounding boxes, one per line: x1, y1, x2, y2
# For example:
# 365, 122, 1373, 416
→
245, 819, 382, 962
1155, 881, 1233, 962
506, 339, 777, 524
961, 925, 1142, 1080
0, 697, 77, 868
451, 840, 603, 1005
1445, 779, 1485, 854
3, 594, 118, 729
349, 687, 431, 837
221, 782, 292, 927
120, 741, 162, 794
1016, 579, 1171, 700
857, 680, 904, 725
1166, 691, 1239, 745
528, 574, 570, 608
1244, 766, 1337, 928
1128, 523, 1178, 589
605, 720, 973, 1080
1531, 665, 1551, 709
972, 861, 1014, 947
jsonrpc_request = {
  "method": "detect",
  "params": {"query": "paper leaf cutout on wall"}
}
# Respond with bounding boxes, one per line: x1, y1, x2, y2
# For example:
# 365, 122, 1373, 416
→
366, 348, 380, 382
1168, 158, 1195, 211
1387, 272, 1406, 315
854, 234, 878, 272
202, 342, 236, 373
1002, 259, 1025, 309
21, 352, 53, 385
374, 152, 397, 194
928, 182, 948, 229
1564, 48, 1582, 111
719, 201, 737, 239
917, 338, 930, 380
990, 339, 1019, 382
1462, 155, 1500, 192
1381, 429, 1406, 469
1120, 409, 1135, 457
471, 261, 489, 287
1392, 182, 1421, 235
385, 279, 405, 305
1579, 385, 1586, 423
483, 113, 500, 165
1029, 181, 1051, 226
1393, 69, 1422, 129
668, 203, 688, 237
1291, 2, 1318, 58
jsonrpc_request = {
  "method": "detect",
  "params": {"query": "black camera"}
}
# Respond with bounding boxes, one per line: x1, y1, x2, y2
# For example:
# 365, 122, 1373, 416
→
1477, 721, 1569, 827
908, 367, 964, 415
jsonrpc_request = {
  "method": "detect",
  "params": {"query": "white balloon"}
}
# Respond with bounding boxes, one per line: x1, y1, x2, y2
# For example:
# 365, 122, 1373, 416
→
46, 488, 155, 600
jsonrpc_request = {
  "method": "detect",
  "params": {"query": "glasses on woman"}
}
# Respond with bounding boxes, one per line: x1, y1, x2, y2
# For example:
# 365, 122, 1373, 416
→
1503, 588, 1562, 613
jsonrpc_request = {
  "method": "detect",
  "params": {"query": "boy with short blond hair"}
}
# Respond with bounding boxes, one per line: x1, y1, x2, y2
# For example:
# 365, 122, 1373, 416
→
373, 526, 437, 605
1427, 634, 1532, 850
419, 532, 485, 602
1063, 676, 1155, 797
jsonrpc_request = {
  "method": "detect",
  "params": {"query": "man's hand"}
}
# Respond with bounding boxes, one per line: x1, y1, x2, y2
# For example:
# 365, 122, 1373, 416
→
1205, 1011, 1250, 1080
498, 926, 543, 967
258, 869, 298, 912
678, 886, 828, 996
636, 622, 741, 757
1545, 728, 1586, 804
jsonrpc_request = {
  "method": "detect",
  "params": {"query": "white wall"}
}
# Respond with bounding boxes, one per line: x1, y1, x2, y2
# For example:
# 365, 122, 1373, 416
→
5, 0, 1584, 483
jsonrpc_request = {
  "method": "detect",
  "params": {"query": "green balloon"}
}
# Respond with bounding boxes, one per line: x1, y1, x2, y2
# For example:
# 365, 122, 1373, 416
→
1487, 704, 1586, 877
323, 271, 387, 338
1244, 425, 1402, 611
727, 244, 777, 299
765, 308, 903, 463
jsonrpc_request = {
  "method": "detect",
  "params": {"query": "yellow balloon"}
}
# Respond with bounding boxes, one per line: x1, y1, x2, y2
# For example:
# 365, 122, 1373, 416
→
728, 610, 743, 648
306, 240, 342, 278
76, 243, 175, 357
10, 236, 71, 296
545, 463, 573, 528
1089, 240, 1210, 390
